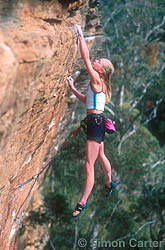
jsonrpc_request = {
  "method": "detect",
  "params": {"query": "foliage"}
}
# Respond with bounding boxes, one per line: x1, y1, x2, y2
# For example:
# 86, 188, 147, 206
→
25, 0, 165, 249
99, 0, 165, 145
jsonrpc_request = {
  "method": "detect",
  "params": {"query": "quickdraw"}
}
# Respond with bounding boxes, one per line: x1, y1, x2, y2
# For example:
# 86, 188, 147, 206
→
16, 174, 39, 190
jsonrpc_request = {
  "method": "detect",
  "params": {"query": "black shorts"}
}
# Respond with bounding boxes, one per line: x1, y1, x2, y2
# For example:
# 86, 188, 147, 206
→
86, 113, 105, 144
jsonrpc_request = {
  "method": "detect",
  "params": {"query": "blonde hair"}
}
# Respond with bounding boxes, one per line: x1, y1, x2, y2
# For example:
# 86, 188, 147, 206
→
102, 59, 114, 103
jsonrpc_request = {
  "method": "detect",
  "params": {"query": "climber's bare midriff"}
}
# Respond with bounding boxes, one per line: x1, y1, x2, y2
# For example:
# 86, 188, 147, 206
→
86, 109, 104, 115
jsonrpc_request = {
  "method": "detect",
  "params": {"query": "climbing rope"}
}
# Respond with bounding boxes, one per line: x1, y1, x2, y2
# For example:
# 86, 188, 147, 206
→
10, 26, 80, 250
14, 125, 81, 224
14, 26, 81, 224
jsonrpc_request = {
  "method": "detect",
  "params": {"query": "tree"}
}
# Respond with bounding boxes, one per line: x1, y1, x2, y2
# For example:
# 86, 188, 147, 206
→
99, 0, 165, 145
24, 1, 165, 249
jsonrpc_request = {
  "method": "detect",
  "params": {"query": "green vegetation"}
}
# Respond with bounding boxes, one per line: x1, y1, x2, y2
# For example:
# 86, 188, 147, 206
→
25, 0, 165, 249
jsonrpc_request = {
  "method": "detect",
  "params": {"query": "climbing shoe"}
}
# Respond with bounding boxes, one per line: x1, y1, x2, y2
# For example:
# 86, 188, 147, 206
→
72, 202, 88, 218
105, 181, 117, 197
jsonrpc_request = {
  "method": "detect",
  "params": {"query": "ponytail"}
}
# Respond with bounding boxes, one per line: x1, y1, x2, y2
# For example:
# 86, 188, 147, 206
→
102, 59, 114, 103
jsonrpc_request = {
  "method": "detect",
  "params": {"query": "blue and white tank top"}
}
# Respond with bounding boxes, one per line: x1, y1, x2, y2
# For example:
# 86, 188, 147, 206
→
86, 83, 106, 111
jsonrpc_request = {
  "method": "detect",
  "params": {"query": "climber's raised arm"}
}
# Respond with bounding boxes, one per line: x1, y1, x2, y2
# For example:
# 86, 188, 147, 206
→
67, 76, 86, 104
75, 25, 100, 84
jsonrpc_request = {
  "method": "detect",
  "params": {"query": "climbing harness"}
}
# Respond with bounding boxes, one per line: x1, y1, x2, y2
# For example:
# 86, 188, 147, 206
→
14, 125, 81, 223
80, 115, 116, 134
14, 115, 116, 224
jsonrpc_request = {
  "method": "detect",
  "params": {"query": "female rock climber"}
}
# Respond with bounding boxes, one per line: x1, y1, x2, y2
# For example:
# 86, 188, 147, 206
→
68, 25, 117, 218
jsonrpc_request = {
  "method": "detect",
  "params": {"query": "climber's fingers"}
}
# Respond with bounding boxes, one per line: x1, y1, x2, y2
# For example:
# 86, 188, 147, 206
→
67, 76, 73, 82
67, 76, 74, 88
74, 24, 83, 37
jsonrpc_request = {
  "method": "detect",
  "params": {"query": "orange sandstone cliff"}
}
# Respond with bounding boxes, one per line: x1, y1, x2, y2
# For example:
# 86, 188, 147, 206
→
0, 0, 102, 249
